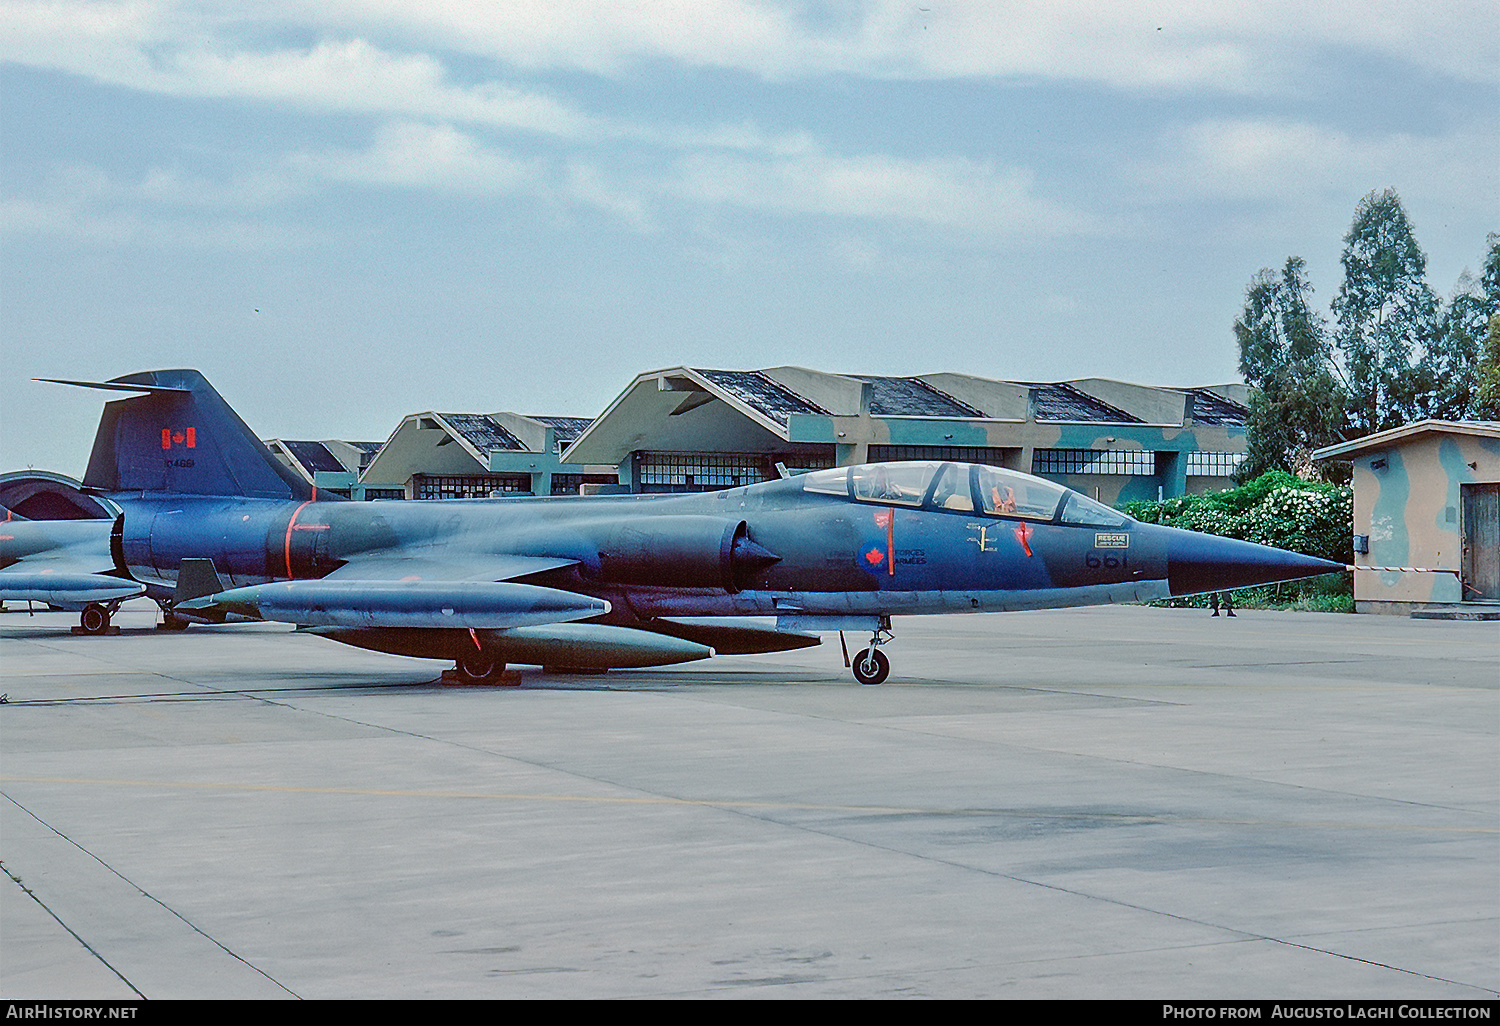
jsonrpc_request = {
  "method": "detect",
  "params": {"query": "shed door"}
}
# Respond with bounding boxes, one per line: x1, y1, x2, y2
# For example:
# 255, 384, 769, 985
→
1462, 483, 1500, 601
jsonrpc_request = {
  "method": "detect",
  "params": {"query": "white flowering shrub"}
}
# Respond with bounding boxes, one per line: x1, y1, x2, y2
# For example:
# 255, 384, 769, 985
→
1121, 471, 1353, 608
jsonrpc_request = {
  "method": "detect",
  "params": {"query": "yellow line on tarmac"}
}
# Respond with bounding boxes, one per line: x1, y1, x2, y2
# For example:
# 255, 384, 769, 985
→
3, 776, 1494, 834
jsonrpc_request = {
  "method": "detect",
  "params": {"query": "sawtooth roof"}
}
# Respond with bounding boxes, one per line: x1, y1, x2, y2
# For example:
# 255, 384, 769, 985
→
436, 414, 527, 454
1183, 388, 1248, 426
693, 369, 829, 427
1020, 382, 1144, 423
850, 375, 984, 418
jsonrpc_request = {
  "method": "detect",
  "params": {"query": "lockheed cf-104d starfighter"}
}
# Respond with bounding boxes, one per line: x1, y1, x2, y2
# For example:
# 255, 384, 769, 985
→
46, 370, 1342, 684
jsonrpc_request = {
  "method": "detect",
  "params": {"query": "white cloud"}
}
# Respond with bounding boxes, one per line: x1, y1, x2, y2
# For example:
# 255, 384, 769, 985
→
5, 1, 1495, 111
1138, 118, 1500, 207
253, 0, 1500, 90
289, 121, 542, 194
670, 148, 1092, 238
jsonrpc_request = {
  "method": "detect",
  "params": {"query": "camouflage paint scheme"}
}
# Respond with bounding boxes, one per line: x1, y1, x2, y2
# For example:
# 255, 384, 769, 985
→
1317, 424, 1500, 612
51, 370, 1333, 683
793, 414, 1243, 505
562, 369, 1245, 505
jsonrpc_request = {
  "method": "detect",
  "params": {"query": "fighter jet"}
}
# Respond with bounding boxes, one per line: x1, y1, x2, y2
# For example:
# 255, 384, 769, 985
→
47, 370, 1341, 683
0, 505, 145, 633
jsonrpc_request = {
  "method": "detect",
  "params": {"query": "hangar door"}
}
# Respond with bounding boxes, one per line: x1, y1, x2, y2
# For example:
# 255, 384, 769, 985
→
1462, 483, 1499, 602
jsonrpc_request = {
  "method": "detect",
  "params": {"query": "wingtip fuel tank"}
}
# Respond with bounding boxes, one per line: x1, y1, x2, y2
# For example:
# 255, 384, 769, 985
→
177, 580, 610, 630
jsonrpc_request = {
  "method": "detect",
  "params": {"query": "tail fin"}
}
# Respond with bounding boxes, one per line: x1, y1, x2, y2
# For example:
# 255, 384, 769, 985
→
43, 370, 313, 500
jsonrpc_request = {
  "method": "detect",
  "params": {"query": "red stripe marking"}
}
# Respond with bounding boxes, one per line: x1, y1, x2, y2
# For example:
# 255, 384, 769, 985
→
284, 500, 313, 579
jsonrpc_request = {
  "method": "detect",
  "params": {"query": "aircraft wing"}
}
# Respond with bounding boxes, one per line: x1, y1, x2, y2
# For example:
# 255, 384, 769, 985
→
319, 551, 579, 584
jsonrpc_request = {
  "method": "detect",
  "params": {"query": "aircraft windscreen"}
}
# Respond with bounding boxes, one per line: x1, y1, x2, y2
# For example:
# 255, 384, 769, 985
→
928, 462, 973, 511
801, 466, 850, 496
974, 465, 1066, 520
850, 463, 942, 506
1058, 492, 1133, 528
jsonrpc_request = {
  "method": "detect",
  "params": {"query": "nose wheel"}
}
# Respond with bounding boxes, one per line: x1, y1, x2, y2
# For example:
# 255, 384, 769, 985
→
851, 647, 890, 685
845, 618, 893, 685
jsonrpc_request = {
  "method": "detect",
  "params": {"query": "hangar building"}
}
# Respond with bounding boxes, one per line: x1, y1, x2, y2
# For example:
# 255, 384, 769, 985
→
265, 439, 383, 497
561, 367, 1248, 503
351, 411, 615, 500
1313, 420, 1500, 614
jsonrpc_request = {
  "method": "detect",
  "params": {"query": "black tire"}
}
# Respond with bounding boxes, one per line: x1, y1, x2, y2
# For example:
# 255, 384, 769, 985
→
851, 648, 890, 685
456, 647, 504, 683
160, 613, 191, 631
80, 603, 110, 634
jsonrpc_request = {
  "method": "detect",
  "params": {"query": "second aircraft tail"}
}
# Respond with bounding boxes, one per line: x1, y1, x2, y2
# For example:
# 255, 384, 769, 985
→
46, 370, 314, 501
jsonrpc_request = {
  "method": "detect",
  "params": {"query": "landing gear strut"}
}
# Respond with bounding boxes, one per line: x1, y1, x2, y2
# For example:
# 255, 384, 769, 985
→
848, 618, 893, 685
155, 601, 192, 630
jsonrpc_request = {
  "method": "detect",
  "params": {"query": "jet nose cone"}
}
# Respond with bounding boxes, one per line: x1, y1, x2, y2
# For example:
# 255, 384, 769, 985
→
1152, 524, 1344, 597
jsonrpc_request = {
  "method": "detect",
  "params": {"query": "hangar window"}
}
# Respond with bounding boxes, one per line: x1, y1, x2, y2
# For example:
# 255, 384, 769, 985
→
551, 473, 619, 496
1033, 449, 1157, 476
413, 474, 531, 499
1185, 451, 1244, 477
637, 453, 770, 492
868, 445, 1014, 466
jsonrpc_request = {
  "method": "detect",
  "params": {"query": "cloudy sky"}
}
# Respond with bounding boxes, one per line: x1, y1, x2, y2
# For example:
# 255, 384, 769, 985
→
3, 1, 1496, 475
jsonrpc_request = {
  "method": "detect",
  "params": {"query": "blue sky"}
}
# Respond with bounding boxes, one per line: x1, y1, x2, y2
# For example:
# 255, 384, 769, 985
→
3, 1, 1497, 475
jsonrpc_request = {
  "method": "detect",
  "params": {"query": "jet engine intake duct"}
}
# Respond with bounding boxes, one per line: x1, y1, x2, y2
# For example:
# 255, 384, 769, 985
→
594, 516, 780, 594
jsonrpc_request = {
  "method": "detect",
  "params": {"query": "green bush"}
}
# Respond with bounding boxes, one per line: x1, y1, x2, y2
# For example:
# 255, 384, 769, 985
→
1121, 472, 1352, 609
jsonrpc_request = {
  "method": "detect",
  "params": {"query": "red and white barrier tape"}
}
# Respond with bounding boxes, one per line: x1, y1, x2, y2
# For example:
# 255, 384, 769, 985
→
1346, 565, 1460, 575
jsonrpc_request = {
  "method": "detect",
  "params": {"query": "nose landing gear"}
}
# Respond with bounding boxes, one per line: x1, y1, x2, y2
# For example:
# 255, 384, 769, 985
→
843, 617, 893, 685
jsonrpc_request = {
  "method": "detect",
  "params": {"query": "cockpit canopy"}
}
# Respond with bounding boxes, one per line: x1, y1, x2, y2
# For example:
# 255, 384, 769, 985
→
801, 461, 1131, 528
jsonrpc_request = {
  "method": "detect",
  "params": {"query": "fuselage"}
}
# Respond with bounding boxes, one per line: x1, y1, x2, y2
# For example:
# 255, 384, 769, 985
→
106, 460, 1277, 623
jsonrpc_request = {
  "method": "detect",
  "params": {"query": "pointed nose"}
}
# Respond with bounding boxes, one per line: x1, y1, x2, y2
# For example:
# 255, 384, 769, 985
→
1147, 523, 1345, 597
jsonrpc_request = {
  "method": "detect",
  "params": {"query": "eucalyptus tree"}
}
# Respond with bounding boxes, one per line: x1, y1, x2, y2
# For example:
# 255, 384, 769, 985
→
1332, 189, 1441, 434
1234, 257, 1346, 479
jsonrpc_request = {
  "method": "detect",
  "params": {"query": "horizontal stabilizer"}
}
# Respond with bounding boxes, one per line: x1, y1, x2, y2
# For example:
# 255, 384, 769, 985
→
38, 378, 191, 394
176, 579, 609, 629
